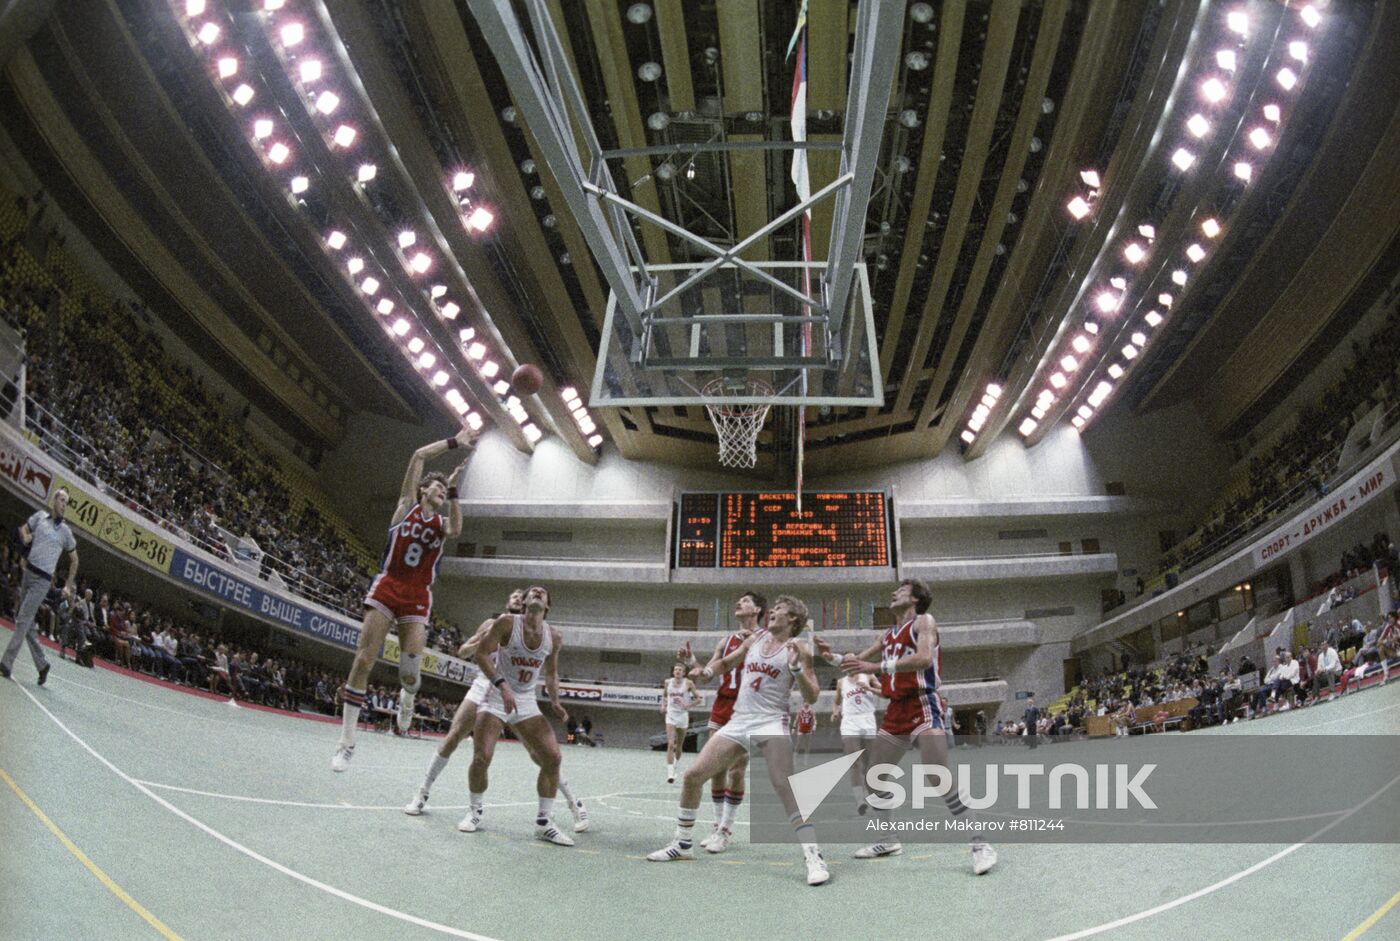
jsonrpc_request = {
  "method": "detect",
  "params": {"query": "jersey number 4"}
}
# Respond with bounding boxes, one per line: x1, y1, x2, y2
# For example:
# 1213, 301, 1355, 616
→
749, 676, 763, 692
403, 542, 423, 567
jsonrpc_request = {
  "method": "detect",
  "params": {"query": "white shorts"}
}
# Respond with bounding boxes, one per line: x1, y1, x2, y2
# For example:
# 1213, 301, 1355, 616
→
840, 716, 877, 738
478, 687, 543, 726
715, 711, 789, 752
465, 676, 491, 706
665, 709, 690, 730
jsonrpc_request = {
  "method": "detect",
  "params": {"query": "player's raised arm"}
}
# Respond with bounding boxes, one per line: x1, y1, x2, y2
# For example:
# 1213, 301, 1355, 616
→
395, 428, 475, 518
693, 633, 756, 680
443, 458, 468, 537
790, 640, 820, 705
457, 615, 498, 660
545, 628, 567, 722
811, 634, 883, 673
472, 615, 516, 713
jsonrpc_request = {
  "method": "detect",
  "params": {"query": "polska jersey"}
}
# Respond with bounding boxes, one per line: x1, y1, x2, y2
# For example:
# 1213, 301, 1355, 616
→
499, 614, 553, 695
839, 675, 876, 717
732, 635, 797, 719
879, 616, 941, 700
666, 678, 690, 711
379, 504, 447, 591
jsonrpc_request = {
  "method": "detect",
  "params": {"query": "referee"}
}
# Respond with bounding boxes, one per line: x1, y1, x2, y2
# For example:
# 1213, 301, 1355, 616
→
1, 487, 79, 684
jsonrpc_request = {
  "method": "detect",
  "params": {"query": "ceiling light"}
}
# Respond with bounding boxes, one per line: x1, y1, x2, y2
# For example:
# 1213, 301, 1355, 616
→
986, 383, 1002, 397
197, 22, 220, 44
1060, 355, 1078, 372
1172, 148, 1195, 171
315, 92, 339, 115
357, 163, 377, 183
1110, 277, 1127, 290
1226, 10, 1248, 36
910, 2, 934, 24
1096, 291, 1120, 314
1122, 344, 1138, 360
588, 434, 603, 447
467, 342, 486, 360
410, 253, 431, 274
960, 430, 975, 444
1187, 113, 1210, 138
290, 176, 308, 194
1077, 405, 1093, 420
299, 59, 322, 84
1066, 196, 1091, 220
1277, 67, 1298, 91
232, 84, 254, 106
1018, 418, 1038, 436
968, 414, 985, 432
432, 370, 449, 387
1263, 103, 1281, 122
905, 51, 930, 71
465, 207, 494, 232
1071, 415, 1085, 429
326, 230, 347, 250
444, 387, 466, 411
361, 276, 379, 294
452, 171, 475, 192
480, 360, 500, 379
264, 0, 285, 9
280, 22, 304, 46
376, 299, 394, 315
980, 394, 997, 408
267, 142, 289, 164
1289, 41, 1308, 63
1157, 293, 1173, 307
1131, 331, 1147, 346
1084, 321, 1099, 335
1079, 169, 1101, 189
1145, 310, 1164, 327
972, 404, 990, 420
439, 301, 460, 319
637, 61, 662, 82
329, 125, 356, 148
1049, 372, 1067, 389
1201, 218, 1221, 238
562, 387, 579, 402
1301, 5, 1321, 28
1072, 335, 1091, 354
430, 284, 447, 299
1186, 243, 1206, 262
185, 0, 206, 15
397, 230, 416, 249
253, 119, 273, 139
408, 337, 425, 354
523, 424, 542, 443
347, 256, 363, 274
1216, 49, 1237, 72
466, 412, 484, 429
1031, 405, 1046, 420
1088, 381, 1113, 407
217, 57, 238, 79
418, 352, 436, 370
1124, 242, 1146, 264
1249, 127, 1272, 149
1107, 363, 1125, 379
392, 318, 410, 336
1172, 269, 1188, 286
1201, 77, 1227, 104
1234, 161, 1253, 182
1138, 223, 1156, 240
494, 380, 511, 395
459, 328, 475, 342
1037, 389, 1055, 403
572, 406, 587, 420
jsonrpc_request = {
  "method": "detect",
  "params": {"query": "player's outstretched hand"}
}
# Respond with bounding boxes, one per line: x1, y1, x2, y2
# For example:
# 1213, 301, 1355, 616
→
813, 636, 833, 661
454, 427, 479, 450
500, 686, 518, 714
552, 702, 569, 722
676, 641, 692, 663
841, 653, 876, 676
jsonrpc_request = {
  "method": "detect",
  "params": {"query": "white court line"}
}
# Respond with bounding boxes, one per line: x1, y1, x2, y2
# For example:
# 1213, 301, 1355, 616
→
50, 675, 316, 739
11, 682, 504, 941
1266, 699, 1400, 733
130, 780, 536, 812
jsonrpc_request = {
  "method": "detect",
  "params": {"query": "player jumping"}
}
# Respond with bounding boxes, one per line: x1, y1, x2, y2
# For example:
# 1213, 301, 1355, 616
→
661, 663, 701, 783
332, 429, 472, 772
649, 596, 830, 886
815, 579, 997, 875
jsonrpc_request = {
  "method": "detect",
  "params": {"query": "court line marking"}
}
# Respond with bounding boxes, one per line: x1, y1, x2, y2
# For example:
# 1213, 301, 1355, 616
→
0, 766, 185, 941
1272, 699, 1400, 733
49, 675, 323, 740
1341, 886, 1400, 940
130, 780, 536, 812
1043, 768, 1400, 941
12, 682, 503, 941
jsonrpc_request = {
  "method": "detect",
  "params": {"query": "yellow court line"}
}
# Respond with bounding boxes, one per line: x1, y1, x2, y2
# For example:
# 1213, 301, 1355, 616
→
0, 767, 184, 941
1341, 887, 1400, 941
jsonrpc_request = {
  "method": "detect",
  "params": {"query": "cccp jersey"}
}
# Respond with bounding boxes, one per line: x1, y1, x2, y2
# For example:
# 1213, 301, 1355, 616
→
377, 504, 447, 593
879, 616, 941, 700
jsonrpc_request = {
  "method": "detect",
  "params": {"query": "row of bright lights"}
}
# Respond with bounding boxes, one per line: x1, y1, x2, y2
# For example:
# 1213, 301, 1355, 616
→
560, 387, 604, 448
179, 0, 541, 440
976, 3, 1322, 445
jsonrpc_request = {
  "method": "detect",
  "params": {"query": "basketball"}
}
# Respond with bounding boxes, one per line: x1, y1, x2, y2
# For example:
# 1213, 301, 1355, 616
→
511, 363, 544, 396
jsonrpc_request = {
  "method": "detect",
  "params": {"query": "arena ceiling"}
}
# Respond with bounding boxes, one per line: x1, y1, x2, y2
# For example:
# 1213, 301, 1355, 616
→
3, 0, 1398, 475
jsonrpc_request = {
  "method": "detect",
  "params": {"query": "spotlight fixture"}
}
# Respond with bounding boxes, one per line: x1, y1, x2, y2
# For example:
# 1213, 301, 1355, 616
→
409, 253, 430, 273
267, 142, 289, 164
1172, 148, 1196, 171
217, 57, 238, 79
465, 207, 494, 231
1145, 311, 1164, 327
326, 230, 347, 250
347, 256, 364, 274
1072, 335, 1091, 354
361, 276, 380, 295
1172, 269, 1188, 286
376, 298, 394, 315
197, 22, 220, 44
392, 318, 410, 336
1301, 5, 1320, 28
280, 22, 304, 47
1263, 103, 1281, 122
1067, 196, 1091, 220
1186, 243, 1206, 262
357, 163, 377, 183
315, 92, 339, 115
1234, 161, 1253, 182
1187, 114, 1210, 138
299, 59, 322, 84
1226, 10, 1248, 36
1216, 50, 1237, 72
432, 370, 449, 387
439, 301, 460, 319
1107, 363, 1125, 379
453, 171, 475, 192
1079, 169, 1101, 189
1249, 127, 1272, 149
333, 125, 356, 147
1018, 418, 1038, 436
290, 175, 308, 194
1201, 218, 1221, 238
960, 430, 976, 444
1277, 68, 1298, 91
1124, 242, 1146, 264
232, 84, 255, 106
1201, 77, 1227, 104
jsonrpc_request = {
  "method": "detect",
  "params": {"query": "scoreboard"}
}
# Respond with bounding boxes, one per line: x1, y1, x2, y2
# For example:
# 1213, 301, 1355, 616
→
675, 491, 891, 568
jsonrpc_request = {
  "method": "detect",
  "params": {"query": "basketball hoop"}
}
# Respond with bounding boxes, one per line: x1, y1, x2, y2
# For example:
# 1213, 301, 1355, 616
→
702, 378, 773, 468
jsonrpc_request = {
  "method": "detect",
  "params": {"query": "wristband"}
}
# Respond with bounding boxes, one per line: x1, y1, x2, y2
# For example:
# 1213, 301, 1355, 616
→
823, 652, 841, 667
491, 676, 506, 688
445, 437, 460, 450
446, 486, 459, 499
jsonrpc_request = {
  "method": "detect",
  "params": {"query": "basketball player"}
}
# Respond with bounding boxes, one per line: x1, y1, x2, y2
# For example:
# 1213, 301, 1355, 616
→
649, 596, 830, 886
831, 671, 881, 809
332, 429, 473, 772
660, 663, 701, 783
678, 590, 766, 853
815, 579, 997, 875
461, 585, 578, 846
793, 701, 816, 759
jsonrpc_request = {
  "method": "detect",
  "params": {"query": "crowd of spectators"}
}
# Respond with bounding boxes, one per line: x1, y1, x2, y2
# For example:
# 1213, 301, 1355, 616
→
0, 187, 466, 654
1150, 299, 1400, 584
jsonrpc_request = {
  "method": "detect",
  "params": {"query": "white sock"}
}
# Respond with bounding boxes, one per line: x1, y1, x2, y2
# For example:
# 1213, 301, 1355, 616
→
667, 763, 675, 778
676, 807, 697, 847
339, 689, 365, 745
558, 779, 578, 806
470, 792, 484, 812
537, 797, 555, 826
422, 752, 450, 792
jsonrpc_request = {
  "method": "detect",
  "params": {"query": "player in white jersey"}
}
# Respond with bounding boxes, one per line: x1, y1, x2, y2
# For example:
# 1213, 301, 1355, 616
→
462, 586, 579, 846
660, 663, 700, 783
832, 672, 881, 809
648, 596, 830, 886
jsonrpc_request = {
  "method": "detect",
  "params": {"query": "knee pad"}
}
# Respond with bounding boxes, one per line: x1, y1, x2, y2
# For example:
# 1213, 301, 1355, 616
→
399, 651, 423, 695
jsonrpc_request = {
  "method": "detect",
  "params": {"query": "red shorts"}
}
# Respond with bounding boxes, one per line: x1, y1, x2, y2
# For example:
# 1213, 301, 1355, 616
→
708, 695, 737, 731
878, 692, 943, 744
364, 575, 431, 624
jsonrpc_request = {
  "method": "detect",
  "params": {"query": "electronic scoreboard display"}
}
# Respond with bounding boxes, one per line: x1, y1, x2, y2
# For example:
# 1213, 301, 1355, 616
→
675, 491, 891, 568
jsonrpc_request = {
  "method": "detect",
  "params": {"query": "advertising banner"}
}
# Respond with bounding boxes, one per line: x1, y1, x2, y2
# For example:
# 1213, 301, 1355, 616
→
56, 473, 174, 574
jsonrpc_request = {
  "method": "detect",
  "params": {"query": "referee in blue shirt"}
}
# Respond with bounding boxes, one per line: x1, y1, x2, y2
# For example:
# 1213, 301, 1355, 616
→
1, 487, 79, 684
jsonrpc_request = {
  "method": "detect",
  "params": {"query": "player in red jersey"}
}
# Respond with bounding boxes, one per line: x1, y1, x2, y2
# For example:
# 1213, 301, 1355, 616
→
332, 428, 473, 772
678, 590, 765, 853
792, 702, 816, 759
815, 579, 998, 875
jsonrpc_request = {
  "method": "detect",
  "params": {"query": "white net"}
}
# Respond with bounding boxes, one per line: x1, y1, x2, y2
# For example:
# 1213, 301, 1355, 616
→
702, 378, 773, 468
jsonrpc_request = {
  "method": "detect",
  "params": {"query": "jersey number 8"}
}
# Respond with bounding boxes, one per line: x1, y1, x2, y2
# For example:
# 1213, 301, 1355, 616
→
403, 542, 423, 567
